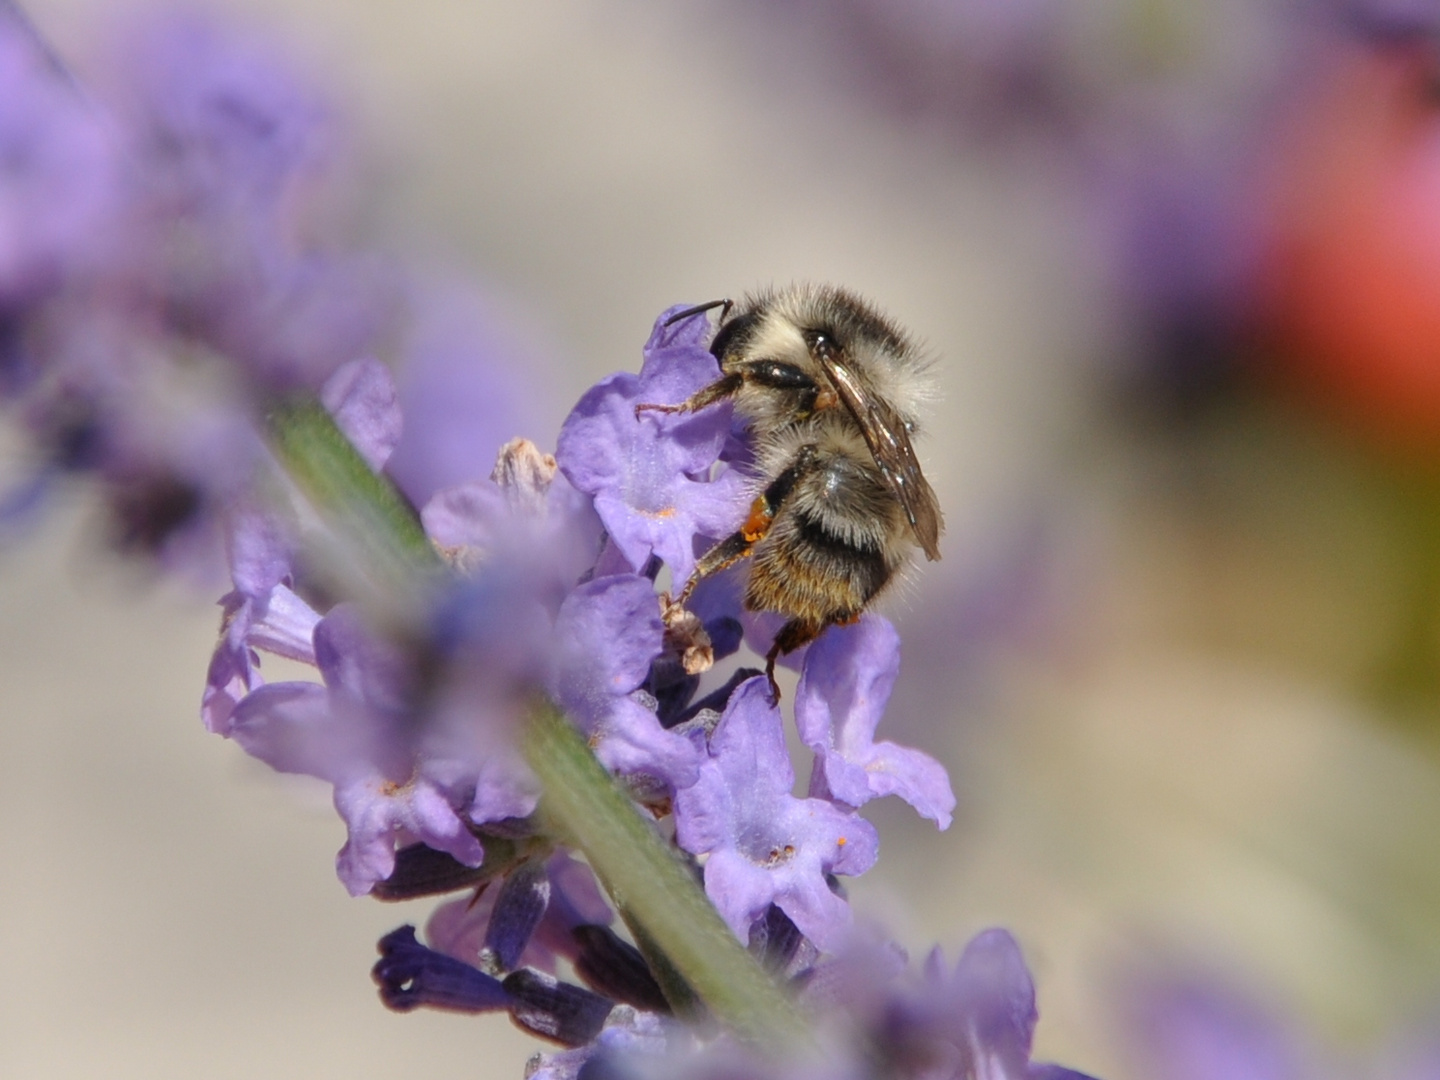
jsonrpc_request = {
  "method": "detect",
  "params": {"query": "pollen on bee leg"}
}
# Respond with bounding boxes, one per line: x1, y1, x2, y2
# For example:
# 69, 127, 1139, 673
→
741, 496, 773, 543
660, 595, 713, 675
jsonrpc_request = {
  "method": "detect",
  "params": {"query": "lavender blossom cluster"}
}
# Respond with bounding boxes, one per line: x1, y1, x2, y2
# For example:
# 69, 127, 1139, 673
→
214, 304, 1102, 1079
1, 7, 1097, 1078
208, 305, 1062, 1074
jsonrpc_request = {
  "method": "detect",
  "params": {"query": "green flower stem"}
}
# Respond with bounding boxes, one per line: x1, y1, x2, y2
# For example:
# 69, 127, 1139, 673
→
523, 699, 809, 1049
265, 398, 440, 597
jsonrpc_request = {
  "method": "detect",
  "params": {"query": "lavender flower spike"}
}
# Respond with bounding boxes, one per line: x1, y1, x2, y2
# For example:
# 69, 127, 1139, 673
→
673, 676, 878, 951
795, 615, 956, 828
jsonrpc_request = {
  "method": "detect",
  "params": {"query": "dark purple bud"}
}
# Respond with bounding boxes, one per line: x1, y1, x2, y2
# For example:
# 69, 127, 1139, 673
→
502, 968, 614, 1047
571, 925, 669, 1014
483, 860, 551, 973
371, 842, 504, 902
644, 664, 699, 728
372, 926, 511, 1014
665, 667, 760, 732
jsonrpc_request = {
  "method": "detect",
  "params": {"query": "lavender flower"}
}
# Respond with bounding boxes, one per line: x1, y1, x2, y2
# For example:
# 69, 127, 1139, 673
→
231, 602, 488, 895
794, 614, 955, 828
674, 675, 879, 951
161, 249, 1104, 1076
555, 306, 748, 584
0, 8, 425, 579
551, 573, 704, 789
111, 11, 390, 392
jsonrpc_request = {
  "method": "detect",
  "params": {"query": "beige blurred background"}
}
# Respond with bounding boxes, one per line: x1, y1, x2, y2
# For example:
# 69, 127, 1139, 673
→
4, 2, 1440, 1078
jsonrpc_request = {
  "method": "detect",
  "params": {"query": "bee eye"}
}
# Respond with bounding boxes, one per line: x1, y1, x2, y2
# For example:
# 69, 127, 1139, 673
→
804, 329, 835, 357
904, 420, 917, 435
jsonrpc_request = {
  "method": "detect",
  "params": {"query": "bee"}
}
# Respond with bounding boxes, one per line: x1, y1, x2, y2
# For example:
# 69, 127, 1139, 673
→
637, 284, 944, 699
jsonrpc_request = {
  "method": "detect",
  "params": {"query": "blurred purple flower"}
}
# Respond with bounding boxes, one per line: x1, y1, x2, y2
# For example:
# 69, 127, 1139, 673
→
795, 614, 955, 828
200, 505, 314, 735
556, 306, 748, 584
1119, 972, 1440, 1080
107, 12, 393, 391
0, 16, 119, 307
898, 930, 1043, 1080
384, 281, 546, 507
421, 440, 603, 613
320, 356, 402, 470
1127, 977, 1305, 1080
552, 573, 702, 789
231, 603, 488, 895
673, 676, 878, 950
115, 12, 331, 214
523, 925, 1099, 1080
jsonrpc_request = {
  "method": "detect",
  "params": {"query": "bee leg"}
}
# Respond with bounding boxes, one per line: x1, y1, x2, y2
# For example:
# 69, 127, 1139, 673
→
634, 372, 743, 419
663, 298, 733, 327
674, 444, 820, 606
763, 618, 825, 704
672, 529, 755, 607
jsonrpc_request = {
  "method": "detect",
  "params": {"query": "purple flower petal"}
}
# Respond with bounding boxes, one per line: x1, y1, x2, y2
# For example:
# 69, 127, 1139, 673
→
201, 506, 314, 734
225, 505, 295, 598
313, 604, 413, 728
227, 603, 491, 896
949, 929, 1040, 1072
384, 281, 543, 507
483, 860, 552, 972
795, 615, 955, 828
552, 574, 702, 789
425, 891, 498, 966
321, 356, 402, 471
422, 449, 603, 609
673, 677, 877, 950
526, 1010, 671, 1080
228, 680, 339, 776
333, 770, 484, 897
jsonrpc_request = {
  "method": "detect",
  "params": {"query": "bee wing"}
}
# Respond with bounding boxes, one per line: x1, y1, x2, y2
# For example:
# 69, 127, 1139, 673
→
818, 355, 944, 561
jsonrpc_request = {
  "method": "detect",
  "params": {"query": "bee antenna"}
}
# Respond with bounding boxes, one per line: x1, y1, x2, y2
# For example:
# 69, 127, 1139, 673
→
664, 299, 734, 327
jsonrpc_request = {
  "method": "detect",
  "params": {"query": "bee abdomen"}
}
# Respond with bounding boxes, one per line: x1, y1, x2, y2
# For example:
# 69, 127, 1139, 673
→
746, 511, 894, 625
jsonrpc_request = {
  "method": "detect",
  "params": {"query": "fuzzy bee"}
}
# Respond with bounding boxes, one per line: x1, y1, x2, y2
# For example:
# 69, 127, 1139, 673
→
637, 284, 944, 698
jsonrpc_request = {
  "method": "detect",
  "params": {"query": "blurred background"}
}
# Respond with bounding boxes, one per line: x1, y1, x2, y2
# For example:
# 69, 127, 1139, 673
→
4, 1, 1440, 1077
